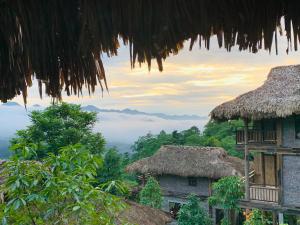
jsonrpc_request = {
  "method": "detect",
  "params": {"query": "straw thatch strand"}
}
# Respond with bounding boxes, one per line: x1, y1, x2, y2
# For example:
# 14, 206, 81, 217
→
1, 0, 300, 102
211, 65, 300, 121
126, 145, 245, 179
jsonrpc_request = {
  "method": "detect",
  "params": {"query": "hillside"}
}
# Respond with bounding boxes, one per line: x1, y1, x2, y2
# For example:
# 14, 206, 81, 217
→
0, 102, 207, 157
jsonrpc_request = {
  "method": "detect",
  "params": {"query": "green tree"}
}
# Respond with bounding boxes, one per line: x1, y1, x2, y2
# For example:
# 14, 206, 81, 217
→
98, 148, 123, 183
209, 176, 244, 225
139, 177, 162, 208
131, 131, 173, 161
177, 194, 211, 225
0, 144, 125, 225
10, 103, 105, 159
202, 120, 243, 158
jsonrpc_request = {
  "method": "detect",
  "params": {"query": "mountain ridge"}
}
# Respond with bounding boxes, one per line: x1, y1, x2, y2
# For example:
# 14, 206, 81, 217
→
0, 102, 207, 121
82, 105, 206, 121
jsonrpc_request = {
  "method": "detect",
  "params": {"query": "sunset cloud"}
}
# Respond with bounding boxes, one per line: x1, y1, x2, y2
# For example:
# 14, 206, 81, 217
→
11, 35, 300, 116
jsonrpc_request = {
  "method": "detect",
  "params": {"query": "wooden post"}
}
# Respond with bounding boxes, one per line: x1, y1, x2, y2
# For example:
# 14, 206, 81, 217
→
244, 118, 250, 201
276, 119, 282, 147
272, 212, 278, 225
278, 213, 284, 224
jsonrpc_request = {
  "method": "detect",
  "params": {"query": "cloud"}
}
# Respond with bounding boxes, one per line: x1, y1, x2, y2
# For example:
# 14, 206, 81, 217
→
11, 34, 300, 116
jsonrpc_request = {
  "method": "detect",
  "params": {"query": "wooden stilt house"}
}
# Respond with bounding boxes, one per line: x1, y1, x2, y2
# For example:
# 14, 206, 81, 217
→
211, 64, 300, 222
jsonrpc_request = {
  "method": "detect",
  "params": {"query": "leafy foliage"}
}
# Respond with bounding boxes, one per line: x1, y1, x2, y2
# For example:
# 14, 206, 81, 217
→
98, 148, 123, 183
10, 103, 105, 159
0, 144, 125, 225
177, 194, 211, 225
209, 176, 244, 225
139, 177, 162, 209
209, 176, 244, 209
244, 209, 272, 225
130, 120, 243, 164
97, 148, 130, 196
131, 130, 174, 161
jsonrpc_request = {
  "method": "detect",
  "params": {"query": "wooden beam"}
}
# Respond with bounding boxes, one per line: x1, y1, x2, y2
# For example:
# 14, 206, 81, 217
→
274, 154, 278, 187
239, 200, 300, 215
276, 119, 283, 147
278, 154, 283, 205
262, 153, 266, 186
244, 118, 250, 201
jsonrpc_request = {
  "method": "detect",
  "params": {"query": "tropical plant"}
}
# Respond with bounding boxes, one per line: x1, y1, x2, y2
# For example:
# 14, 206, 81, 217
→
139, 177, 162, 209
0, 144, 125, 225
177, 194, 212, 225
209, 176, 244, 225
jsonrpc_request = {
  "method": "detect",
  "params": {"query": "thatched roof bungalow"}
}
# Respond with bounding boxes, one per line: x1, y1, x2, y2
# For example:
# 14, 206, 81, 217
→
2, 1, 300, 102
210, 65, 300, 121
126, 145, 245, 223
126, 145, 245, 179
210, 65, 300, 216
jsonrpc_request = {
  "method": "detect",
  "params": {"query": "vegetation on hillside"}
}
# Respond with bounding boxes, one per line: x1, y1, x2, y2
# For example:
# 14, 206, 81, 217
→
0, 102, 248, 224
1, 103, 130, 224
0, 144, 125, 224
130, 120, 243, 163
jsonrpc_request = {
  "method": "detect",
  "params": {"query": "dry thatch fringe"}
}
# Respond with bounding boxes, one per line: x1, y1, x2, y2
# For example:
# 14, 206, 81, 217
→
210, 64, 300, 121
1, 0, 300, 103
126, 145, 246, 179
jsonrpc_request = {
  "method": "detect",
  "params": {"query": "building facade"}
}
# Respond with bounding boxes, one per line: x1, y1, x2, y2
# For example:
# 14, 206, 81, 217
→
211, 65, 300, 223
126, 145, 245, 225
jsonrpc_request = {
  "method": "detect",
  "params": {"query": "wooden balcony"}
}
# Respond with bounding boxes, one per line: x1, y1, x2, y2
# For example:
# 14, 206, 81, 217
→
236, 129, 277, 146
249, 185, 279, 204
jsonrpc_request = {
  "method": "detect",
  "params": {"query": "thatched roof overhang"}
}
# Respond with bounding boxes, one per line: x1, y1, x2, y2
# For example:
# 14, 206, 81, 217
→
1, 0, 300, 103
126, 145, 245, 179
210, 65, 300, 121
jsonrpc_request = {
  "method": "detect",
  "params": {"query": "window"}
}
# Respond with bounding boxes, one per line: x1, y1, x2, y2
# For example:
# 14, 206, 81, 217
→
188, 177, 197, 186
295, 117, 300, 139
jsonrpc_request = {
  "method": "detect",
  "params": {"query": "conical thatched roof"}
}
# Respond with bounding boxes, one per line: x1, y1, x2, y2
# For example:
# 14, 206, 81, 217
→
211, 65, 300, 121
126, 145, 245, 179
1, 1, 300, 102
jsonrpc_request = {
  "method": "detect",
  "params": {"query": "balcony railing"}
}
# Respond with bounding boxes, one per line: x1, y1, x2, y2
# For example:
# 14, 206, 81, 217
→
249, 185, 279, 203
236, 129, 277, 145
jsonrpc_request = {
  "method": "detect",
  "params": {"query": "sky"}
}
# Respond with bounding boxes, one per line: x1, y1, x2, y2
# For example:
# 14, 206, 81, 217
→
12, 34, 300, 117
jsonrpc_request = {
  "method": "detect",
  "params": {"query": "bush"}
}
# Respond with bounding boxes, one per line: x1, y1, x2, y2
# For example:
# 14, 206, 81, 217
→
244, 209, 272, 225
209, 176, 244, 225
177, 194, 211, 225
139, 177, 162, 208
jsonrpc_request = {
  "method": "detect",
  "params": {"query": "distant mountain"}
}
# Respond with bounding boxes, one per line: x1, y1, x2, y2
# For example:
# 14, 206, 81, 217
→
83, 105, 101, 112
0, 102, 208, 158
1, 102, 21, 107
82, 105, 206, 121
32, 104, 42, 108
